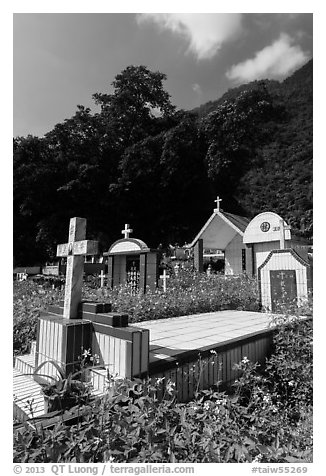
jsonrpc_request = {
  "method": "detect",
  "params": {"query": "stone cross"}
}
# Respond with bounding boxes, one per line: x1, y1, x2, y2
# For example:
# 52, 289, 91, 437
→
99, 269, 106, 288
57, 217, 99, 319
159, 269, 170, 292
121, 223, 133, 239
279, 219, 291, 250
214, 196, 222, 212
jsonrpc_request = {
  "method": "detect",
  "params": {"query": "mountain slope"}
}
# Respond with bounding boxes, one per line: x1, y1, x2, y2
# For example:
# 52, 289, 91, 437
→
196, 60, 313, 238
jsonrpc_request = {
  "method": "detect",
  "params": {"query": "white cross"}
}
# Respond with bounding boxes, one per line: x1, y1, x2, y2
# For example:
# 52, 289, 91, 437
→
99, 269, 106, 288
159, 269, 170, 292
57, 217, 99, 319
279, 219, 291, 250
214, 196, 222, 212
121, 223, 133, 239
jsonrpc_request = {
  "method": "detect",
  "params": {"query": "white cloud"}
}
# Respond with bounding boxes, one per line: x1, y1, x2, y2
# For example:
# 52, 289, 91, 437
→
192, 83, 202, 95
226, 34, 310, 83
137, 13, 242, 60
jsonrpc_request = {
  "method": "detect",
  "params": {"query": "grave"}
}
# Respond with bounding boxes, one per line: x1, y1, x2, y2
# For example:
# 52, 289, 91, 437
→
104, 224, 159, 293
14, 266, 41, 278
14, 217, 150, 420
16, 271, 28, 281
159, 268, 170, 292
99, 269, 106, 287
36, 217, 149, 380
258, 249, 312, 311
14, 215, 308, 422
243, 211, 311, 276
186, 196, 251, 275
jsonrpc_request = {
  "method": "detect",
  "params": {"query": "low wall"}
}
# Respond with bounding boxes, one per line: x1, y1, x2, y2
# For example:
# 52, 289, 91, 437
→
149, 329, 274, 402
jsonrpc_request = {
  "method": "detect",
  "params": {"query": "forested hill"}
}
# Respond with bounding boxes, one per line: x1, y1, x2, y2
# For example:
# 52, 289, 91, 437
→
14, 61, 312, 265
193, 59, 312, 118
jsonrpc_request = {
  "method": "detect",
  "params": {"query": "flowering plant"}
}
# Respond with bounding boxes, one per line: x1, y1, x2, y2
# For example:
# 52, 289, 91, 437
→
34, 348, 100, 413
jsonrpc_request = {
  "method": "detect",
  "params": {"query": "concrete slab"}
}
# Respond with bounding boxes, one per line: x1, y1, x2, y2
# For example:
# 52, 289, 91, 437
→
133, 310, 274, 368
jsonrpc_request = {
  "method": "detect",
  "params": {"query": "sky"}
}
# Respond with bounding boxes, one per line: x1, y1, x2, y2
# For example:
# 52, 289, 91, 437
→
13, 11, 313, 138
4, 4, 326, 471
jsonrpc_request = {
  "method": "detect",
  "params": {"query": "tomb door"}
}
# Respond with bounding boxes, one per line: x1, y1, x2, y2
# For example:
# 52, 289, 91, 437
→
270, 270, 297, 311
126, 255, 140, 293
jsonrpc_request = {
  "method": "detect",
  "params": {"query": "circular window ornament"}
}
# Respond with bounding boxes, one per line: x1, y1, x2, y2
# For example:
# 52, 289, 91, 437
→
260, 222, 270, 232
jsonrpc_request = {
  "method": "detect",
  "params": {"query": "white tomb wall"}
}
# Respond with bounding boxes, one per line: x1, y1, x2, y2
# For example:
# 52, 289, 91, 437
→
225, 234, 249, 275
37, 319, 63, 382
260, 252, 309, 309
92, 332, 128, 377
245, 245, 252, 275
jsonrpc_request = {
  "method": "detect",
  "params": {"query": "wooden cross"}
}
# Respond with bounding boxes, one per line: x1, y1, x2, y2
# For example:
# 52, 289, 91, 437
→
214, 196, 222, 212
99, 269, 106, 288
279, 219, 291, 250
159, 269, 170, 292
57, 217, 99, 319
121, 223, 133, 239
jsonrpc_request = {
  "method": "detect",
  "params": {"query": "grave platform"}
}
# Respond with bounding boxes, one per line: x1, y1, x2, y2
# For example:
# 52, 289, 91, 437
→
132, 310, 275, 401
14, 310, 277, 421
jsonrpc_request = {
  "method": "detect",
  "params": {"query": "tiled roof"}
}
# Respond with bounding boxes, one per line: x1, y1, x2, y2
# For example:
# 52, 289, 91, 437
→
221, 211, 251, 233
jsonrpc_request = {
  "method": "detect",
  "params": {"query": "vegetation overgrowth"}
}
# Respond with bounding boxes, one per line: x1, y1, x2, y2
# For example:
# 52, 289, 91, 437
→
14, 61, 312, 266
13, 271, 260, 355
13, 315, 313, 463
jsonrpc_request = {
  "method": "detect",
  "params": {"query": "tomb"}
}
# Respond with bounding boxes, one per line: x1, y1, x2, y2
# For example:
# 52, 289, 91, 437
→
258, 249, 312, 311
243, 211, 311, 276
188, 201, 311, 279
13, 266, 41, 278
15, 218, 149, 405
13, 215, 311, 423
104, 224, 159, 293
187, 196, 251, 275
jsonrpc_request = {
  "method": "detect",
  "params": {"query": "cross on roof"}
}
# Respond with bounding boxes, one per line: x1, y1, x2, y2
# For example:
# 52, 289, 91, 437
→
214, 196, 222, 212
57, 217, 99, 319
121, 223, 133, 239
279, 219, 291, 250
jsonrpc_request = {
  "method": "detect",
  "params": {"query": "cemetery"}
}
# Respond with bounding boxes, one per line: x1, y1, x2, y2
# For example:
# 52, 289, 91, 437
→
13, 210, 312, 463
12, 49, 313, 463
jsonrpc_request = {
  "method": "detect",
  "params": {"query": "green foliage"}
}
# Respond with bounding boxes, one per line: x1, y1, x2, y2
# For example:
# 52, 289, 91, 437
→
93, 65, 176, 148
87, 269, 260, 323
35, 360, 92, 413
13, 273, 259, 356
13, 281, 61, 355
13, 317, 312, 463
13, 61, 312, 266
266, 317, 313, 414
200, 85, 283, 182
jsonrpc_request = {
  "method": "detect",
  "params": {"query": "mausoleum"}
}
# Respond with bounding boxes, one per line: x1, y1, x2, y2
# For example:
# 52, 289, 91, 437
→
104, 224, 159, 293
187, 197, 251, 275
188, 198, 311, 278
243, 211, 310, 276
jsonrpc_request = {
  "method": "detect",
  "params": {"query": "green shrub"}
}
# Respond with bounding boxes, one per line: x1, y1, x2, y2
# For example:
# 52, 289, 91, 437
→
13, 281, 63, 355
13, 271, 259, 355
92, 269, 260, 323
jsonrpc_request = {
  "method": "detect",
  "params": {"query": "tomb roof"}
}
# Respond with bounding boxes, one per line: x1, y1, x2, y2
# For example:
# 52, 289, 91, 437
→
187, 209, 250, 250
243, 212, 291, 244
106, 238, 151, 255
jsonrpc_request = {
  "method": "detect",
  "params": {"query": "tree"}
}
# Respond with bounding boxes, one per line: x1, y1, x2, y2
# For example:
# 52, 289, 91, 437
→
200, 85, 283, 182
13, 135, 57, 263
93, 65, 176, 148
